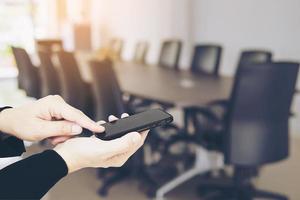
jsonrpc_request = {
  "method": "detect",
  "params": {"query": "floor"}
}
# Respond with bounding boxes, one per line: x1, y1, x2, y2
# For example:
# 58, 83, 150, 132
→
26, 138, 299, 200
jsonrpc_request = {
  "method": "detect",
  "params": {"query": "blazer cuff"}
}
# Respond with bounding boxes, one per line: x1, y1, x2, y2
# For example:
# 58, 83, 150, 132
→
0, 106, 26, 157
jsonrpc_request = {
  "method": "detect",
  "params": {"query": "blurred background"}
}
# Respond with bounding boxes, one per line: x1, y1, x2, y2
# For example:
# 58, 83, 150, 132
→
0, 0, 300, 199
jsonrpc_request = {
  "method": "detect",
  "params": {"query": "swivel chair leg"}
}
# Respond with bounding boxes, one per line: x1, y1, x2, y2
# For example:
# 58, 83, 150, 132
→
253, 189, 288, 200
201, 190, 232, 200
98, 170, 129, 197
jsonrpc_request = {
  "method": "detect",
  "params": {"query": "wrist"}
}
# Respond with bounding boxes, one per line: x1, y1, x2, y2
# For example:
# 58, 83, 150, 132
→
0, 107, 13, 134
54, 146, 81, 174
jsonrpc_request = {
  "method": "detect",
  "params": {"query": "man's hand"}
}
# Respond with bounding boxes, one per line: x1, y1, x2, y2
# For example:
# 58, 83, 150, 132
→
54, 114, 148, 173
0, 95, 104, 142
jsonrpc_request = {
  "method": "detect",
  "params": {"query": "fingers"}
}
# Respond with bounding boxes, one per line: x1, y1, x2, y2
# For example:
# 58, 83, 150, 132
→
121, 113, 129, 118
108, 115, 118, 122
97, 120, 106, 125
57, 102, 104, 133
37, 120, 83, 139
108, 113, 128, 122
101, 132, 142, 156
96, 113, 128, 137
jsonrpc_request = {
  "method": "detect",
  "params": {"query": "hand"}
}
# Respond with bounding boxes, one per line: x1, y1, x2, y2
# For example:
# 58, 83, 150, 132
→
54, 113, 148, 173
0, 95, 104, 142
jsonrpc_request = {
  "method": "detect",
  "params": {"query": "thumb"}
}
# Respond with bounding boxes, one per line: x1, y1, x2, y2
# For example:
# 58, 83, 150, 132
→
101, 132, 142, 156
38, 120, 83, 139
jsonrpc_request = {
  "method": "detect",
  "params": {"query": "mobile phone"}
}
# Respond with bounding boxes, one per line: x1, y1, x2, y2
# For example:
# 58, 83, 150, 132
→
97, 109, 173, 141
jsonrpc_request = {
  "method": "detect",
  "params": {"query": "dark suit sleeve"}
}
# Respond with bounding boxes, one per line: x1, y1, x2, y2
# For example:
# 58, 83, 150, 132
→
0, 106, 26, 157
0, 150, 68, 199
0, 135, 26, 157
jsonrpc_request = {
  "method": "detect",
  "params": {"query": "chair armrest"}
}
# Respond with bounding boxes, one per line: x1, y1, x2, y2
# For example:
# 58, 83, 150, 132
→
161, 123, 180, 131
189, 107, 221, 123
207, 99, 229, 108
186, 99, 228, 124
162, 134, 199, 155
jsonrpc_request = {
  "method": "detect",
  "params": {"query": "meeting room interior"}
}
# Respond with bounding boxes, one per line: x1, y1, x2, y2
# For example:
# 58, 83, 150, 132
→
0, 0, 299, 200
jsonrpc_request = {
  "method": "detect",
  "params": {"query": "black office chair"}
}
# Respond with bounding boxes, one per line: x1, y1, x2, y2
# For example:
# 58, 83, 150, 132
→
193, 49, 274, 127
38, 51, 61, 97
89, 59, 125, 121
145, 63, 299, 200
238, 50, 272, 66
89, 60, 144, 196
133, 41, 149, 64
158, 40, 182, 70
140, 45, 224, 198
109, 38, 124, 61
11, 46, 25, 90
56, 51, 93, 117
35, 39, 63, 53
162, 62, 299, 200
191, 45, 222, 76
11, 47, 41, 99
90, 60, 175, 197
181, 44, 224, 131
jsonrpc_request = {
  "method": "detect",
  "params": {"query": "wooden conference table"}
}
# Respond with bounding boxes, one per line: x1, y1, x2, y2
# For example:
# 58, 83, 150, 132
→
80, 61, 234, 109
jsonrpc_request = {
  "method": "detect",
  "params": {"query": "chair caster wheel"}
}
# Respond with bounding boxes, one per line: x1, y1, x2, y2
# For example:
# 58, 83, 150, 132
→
146, 188, 157, 198
97, 170, 106, 179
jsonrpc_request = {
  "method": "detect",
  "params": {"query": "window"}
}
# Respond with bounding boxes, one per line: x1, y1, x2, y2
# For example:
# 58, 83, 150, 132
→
0, 0, 58, 68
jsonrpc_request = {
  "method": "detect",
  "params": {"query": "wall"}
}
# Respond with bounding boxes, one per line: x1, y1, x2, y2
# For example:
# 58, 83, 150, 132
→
192, 0, 300, 75
91, 0, 193, 66
192, 0, 300, 136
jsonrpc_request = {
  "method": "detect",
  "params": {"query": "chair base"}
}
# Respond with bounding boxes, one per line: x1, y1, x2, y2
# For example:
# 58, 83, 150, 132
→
197, 169, 288, 200
146, 147, 224, 199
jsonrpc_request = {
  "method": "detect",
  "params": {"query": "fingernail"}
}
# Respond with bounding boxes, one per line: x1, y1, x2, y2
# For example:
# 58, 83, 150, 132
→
98, 125, 105, 132
72, 124, 82, 134
131, 134, 141, 144
93, 125, 105, 133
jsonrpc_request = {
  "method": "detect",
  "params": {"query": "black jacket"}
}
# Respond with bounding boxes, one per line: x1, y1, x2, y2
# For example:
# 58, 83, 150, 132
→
0, 107, 68, 199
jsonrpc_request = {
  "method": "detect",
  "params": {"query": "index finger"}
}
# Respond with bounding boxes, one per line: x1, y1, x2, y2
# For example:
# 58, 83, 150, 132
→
57, 103, 104, 133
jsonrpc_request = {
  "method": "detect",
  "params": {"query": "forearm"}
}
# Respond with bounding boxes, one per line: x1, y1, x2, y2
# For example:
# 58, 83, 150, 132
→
0, 150, 68, 199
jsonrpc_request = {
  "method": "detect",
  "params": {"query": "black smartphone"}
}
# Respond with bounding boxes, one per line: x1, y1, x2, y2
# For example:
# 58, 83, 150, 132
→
97, 109, 173, 141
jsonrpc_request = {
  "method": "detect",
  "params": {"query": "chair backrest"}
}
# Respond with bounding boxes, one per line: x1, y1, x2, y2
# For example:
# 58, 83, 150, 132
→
109, 38, 124, 60
11, 46, 25, 89
89, 59, 125, 120
238, 50, 272, 66
11, 47, 40, 98
133, 42, 149, 64
224, 62, 299, 166
191, 45, 222, 76
38, 51, 61, 97
158, 40, 182, 70
55, 51, 86, 109
35, 39, 63, 53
